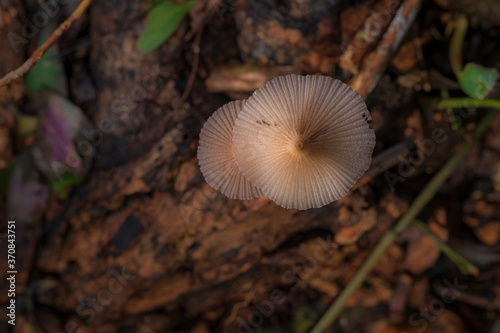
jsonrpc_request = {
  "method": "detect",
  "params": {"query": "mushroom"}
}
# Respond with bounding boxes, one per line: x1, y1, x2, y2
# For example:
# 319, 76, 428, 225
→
197, 100, 264, 200
232, 74, 375, 209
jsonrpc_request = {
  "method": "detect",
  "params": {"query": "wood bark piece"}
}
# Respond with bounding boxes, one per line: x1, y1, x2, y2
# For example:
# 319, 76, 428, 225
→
351, 0, 422, 99
205, 65, 298, 93
340, 0, 403, 74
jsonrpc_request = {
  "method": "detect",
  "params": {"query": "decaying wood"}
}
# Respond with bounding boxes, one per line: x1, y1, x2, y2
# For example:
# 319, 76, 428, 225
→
205, 65, 298, 93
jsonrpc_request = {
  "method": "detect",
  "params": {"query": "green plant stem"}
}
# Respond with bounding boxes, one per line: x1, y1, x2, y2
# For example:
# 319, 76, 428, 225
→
438, 98, 500, 110
449, 14, 468, 75
412, 220, 478, 275
310, 109, 497, 333
441, 89, 461, 130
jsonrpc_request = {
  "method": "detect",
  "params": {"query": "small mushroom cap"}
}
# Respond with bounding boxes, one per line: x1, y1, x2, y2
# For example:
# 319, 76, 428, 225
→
232, 75, 375, 209
198, 100, 264, 200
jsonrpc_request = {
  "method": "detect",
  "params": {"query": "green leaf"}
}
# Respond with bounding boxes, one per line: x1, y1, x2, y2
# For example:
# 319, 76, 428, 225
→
457, 63, 499, 100
25, 51, 64, 93
138, 0, 197, 54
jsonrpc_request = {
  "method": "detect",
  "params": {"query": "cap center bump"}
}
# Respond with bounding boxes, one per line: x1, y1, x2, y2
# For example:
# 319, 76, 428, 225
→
295, 141, 305, 151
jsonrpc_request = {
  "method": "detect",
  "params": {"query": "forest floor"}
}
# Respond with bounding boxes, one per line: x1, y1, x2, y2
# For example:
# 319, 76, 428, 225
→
1, 0, 500, 332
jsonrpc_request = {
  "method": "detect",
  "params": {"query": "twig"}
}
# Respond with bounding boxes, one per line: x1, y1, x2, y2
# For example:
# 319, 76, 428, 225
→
433, 280, 500, 311
309, 109, 497, 333
180, 26, 203, 104
340, 0, 403, 74
350, 0, 422, 99
0, 0, 93, 87
412, 220, 479, 275
352, 140, 414, 191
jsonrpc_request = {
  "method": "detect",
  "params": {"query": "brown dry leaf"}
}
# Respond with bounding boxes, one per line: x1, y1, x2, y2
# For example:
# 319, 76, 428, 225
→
174, 158, 202, 192
369, 319, 403, 333
404, 220, 449, 274
352, 276, 393, 307
390, 41, 419, 72
308, 278, 339, 298
464, 197, 497, 227
374, 244, 404, 279
335, 208, 377, 245
369, 310, 465, 333
189, 322, 210, 333
13, 317, 41, 333
474, 221, 500, 245
408, 276, 429, 308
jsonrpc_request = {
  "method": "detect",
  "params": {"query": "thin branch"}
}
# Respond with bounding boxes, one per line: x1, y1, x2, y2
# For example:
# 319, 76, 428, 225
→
180, 26, 203, 104
352, 140, 414, 191
309, 108, 497, 333
0, 0, 93, 87
340, 0, 403, 74
350, 0, 422, 99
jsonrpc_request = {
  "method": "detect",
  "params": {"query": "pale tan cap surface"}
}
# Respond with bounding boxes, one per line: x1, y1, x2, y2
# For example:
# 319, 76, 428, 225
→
198, 100, 264, 200
232, 75, 375, 209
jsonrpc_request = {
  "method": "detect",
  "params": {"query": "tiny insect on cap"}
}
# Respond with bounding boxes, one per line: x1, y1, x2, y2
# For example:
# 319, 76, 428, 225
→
197, 100, 264, 200
232, 75, 375, 210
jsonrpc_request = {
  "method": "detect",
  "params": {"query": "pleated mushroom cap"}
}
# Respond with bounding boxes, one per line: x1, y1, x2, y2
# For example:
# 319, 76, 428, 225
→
198, 100, 264, 200
232, 75, 375, 209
